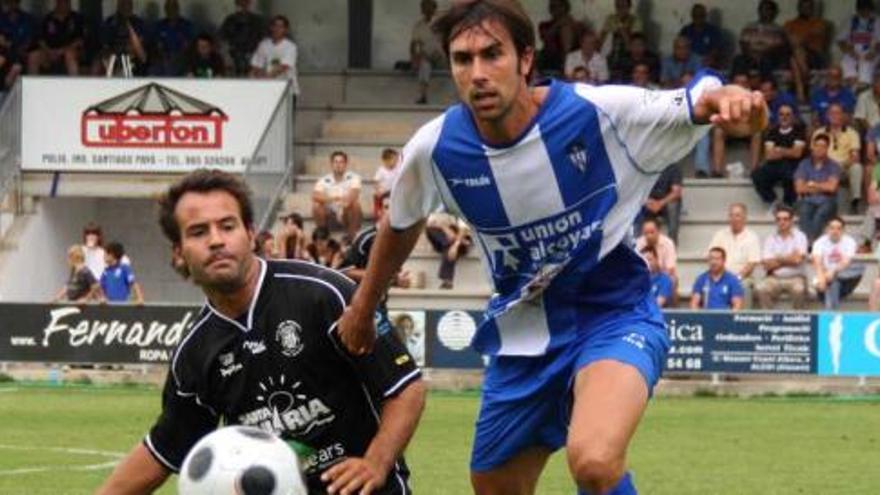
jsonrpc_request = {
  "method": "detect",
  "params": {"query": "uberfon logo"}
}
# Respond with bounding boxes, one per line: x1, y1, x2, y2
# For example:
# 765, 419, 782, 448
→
81, 83, 228, 149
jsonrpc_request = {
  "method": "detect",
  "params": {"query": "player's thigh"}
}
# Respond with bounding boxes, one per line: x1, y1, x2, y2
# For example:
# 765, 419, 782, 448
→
566, 359, 648, 472
470, 446, 552, 495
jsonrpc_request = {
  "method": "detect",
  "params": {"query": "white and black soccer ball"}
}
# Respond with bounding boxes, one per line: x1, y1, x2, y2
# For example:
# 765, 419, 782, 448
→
178, 425, 307, 495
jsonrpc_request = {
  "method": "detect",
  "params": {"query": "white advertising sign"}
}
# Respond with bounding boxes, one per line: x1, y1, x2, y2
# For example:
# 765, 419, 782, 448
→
22, 77, 289, 173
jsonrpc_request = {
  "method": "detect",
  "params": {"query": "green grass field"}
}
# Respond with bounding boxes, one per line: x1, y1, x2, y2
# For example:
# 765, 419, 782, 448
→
0, 384, 878, 494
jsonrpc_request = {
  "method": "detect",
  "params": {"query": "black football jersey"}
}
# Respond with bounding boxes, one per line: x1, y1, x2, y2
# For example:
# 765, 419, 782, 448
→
144, 259, 420, 494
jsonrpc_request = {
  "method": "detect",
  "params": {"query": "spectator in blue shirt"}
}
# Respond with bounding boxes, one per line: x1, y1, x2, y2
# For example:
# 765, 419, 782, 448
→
660, 36, 702, 88
0, 0, 34, 60
810, 66, 856, 127
99, 241, 143, 304
795, 133, 841, 242
152, 0, 193, 76
640, 245, 674, 308
690, 247, 745, 310
679, 3, 722, 69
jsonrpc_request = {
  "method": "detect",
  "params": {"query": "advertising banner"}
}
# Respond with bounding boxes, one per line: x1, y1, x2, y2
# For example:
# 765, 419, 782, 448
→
817, 312, 880, 376
0, 303, 199, 364
664, 311, 816, 374
21, 78, 288, 173
424, 310, 486, 369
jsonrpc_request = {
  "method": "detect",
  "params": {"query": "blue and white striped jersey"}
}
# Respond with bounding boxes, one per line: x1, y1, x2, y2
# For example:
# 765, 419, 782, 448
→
390, 73, 722, 356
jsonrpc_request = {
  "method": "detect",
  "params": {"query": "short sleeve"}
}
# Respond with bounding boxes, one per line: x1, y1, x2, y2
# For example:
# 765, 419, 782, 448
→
125, 265, 136, 284
389, 117, 445, 231
347, 331, 421, 401
249, 41, 266, 69
730, 277, 745, 299
144, 371, 219, 472
762, 237, 774, 260
692, 275, 706, 296
574, 70, 722, 173
349, 173, 363, 190
793, 159, 809, 180
281, 42, 297, 68
747, 233, 762, 263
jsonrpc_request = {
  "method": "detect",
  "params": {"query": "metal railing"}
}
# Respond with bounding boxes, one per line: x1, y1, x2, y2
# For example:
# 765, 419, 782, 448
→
0, 81, 21, 206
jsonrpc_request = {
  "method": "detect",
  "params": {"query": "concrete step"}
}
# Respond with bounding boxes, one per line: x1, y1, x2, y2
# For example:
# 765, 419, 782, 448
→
321, 119, 421, 141
296, 103, 442, 140
676, 215, 866, 252
298, 70, 459, 106
303, 155, 390, 177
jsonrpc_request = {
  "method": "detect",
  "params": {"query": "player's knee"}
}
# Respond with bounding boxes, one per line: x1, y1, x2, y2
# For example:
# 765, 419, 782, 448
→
567, 444, 625, 495
470, 471, 529, 495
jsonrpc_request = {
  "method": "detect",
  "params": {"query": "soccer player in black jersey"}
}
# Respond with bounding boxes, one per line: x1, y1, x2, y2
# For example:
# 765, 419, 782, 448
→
97, 170, 426, 495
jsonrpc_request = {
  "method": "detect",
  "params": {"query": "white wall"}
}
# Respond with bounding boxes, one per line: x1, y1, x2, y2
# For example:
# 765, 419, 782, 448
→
0, 197, 202, 304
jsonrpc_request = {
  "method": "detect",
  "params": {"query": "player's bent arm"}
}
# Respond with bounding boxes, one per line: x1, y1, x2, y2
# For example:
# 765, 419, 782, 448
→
365, 378, 426, 473
95, 443, 170, 495
689, 293, 701, 309
731, 297, 744, 311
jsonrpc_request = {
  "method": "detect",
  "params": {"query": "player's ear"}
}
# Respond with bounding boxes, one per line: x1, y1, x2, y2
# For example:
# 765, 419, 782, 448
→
518, 45, 535, 80
171, 245, 190, 279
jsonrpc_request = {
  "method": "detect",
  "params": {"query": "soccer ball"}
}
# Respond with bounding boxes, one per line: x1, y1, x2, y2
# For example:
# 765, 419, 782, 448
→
178, 425, 307, 495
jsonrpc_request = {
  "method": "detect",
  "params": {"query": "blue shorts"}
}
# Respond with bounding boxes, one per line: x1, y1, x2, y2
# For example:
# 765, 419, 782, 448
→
470, 298, 669, 472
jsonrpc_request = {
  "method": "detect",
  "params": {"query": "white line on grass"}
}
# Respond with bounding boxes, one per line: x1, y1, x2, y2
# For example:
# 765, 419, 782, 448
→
0, 388, 19, 393
0, 444, 124, 476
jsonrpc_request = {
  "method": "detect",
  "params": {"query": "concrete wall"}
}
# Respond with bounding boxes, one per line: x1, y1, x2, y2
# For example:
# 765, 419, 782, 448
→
0, 197, 202, 304
13, 2, 867, 71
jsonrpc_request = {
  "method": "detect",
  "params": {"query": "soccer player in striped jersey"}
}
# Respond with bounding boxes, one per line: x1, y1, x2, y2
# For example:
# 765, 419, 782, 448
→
339, 1, 768, 493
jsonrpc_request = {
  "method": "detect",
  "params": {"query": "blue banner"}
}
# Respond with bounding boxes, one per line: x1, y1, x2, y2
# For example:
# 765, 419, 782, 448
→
817, 312, 880, 376
424, 310, 486, 369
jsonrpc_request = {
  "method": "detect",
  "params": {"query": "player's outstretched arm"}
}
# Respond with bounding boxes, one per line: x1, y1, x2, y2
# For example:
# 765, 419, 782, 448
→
338, 217, 425, 355
322, 379, 427, 494
95, 443, 170, 495
692, 84, 769, 137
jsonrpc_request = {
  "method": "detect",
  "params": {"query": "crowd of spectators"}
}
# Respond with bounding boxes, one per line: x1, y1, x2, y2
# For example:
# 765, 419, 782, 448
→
0, 0, 300, 99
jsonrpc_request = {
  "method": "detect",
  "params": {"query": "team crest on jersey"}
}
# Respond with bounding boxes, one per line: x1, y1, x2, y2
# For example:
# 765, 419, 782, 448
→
567, 143, 588, 173
276, 320, 305, 357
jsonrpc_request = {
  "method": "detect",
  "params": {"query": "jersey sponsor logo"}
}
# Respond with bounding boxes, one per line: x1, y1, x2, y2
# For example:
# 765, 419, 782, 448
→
218, 351, 243, 377
238, 375, 336, 437
623, 332, 647, 350
448, 175, 492, 188
567, 143, 588, 173
243, 339, 267, 355
276, 320, 305, 357
81, 83, 228, 149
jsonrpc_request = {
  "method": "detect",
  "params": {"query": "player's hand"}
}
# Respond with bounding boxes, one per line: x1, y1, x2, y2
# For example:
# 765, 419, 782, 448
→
337, 305, 376, 355
696, 85, 769, 138
322, 457, 387, 495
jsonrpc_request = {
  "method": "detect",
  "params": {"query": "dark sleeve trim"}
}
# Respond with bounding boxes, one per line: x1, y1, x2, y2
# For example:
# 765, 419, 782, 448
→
382, 368, 422, 399
143, 434, 180, 473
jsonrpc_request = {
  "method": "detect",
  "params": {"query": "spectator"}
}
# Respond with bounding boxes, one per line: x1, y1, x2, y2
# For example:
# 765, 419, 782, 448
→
861, 123, 880, 247
312, 150, 363, 240
599, 0, 642, 71
678, 3, 723, 69
837, 0, 880, 87
708, 203, 762, 306
760, 77, 800, 126
536, 0, 584, 75
660, 36, 701, 89
752, 104, 806, 209
795, 133, 840, 242
275, 208, 307, 260
564, 30, 608, 83
813, 103, 863, 213
0, 0, 34, 61
53, 245, 99, 303
27, 0, 83, 76
640, 245, 673, 308
99, 241, 144, 304
755, 205, 809, 309
374, 148, 399, 218
854, 72, 880, 130
630, 61, 657, 89
0, 32, 22, 95
640, 164, 682, 243
250, 15, 300, 104
254, 230, 277, 259
219, 0, 264, 76
410, 0, 444, 104
305, 226, 344, 268
612, 33, 660, 84
739, 0, 798, 96
635, 217, 678, 282
711, 72, 762, 177
810, 66, 857, 127
186, 33, 225, 78
81, 222, 106, 280
812, 216, 864, 309
569, 65, 589, 83
730, 38, 775, 85
784, 0, 830, 101
690, 247, 745, 310
95, 0, 148, 76
425, 211, 472, 289
151, 0, 193, 76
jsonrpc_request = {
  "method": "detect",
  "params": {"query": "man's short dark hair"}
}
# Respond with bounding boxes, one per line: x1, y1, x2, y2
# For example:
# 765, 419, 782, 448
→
642, 216, 662, 229
105, 241, 125, 260
196, 32, 215, 45
158, 169, 254, 245
432, 0, 535, 60
828, 215, 846, 227
271, 15, 290, 29
813, 133, 830, 145
774, 204, 794, 218
381, 148, 398, 161
709, 246, 727, 260
330, 150, 348, 162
